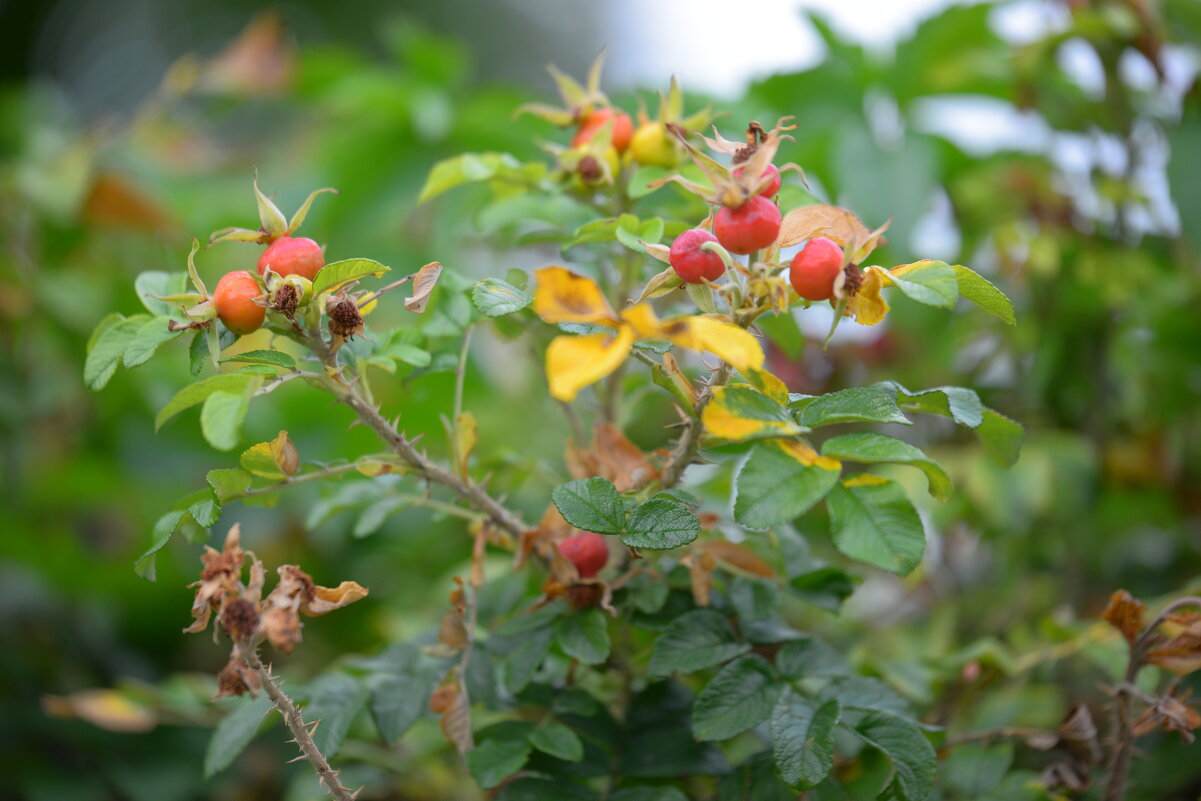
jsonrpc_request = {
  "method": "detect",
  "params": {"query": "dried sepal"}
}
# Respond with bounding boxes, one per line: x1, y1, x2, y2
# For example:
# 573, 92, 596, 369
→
1102, 589, 1148, 645
404, 261, 442, 313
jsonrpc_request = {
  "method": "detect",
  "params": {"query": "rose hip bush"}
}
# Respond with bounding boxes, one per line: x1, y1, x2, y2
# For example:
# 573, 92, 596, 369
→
82, 54, 1201, 801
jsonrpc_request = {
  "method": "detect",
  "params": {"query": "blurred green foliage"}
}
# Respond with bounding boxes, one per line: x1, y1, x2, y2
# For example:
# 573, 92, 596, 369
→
2, 2, 1200, 799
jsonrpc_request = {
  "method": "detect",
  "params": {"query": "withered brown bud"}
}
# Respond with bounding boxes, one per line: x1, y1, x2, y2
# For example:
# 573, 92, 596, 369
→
577, 155, 603, 183
271, 284, 299, 319
221, 598, 261, 641
215, 658, 251, 697
566, 581, 604, 609
842, 263, 864, 296
327, 297, 363, 339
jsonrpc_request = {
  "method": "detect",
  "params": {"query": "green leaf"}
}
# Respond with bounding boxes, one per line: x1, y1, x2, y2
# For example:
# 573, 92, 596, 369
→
472, 278, 532, 317
615, 214, 648, 253
551, 477, 626, 535
156, 373, 261, 430
951, 264, 1015, 325
787, 567, 856, 612
714, 751, 796, 801
220, 350, 297, 370
622, 499, 700, 549
775, 637, 847, 680
889, 383, 983, 428
133, 509, 186, 581
555, 608, 610, 664
528, 720, 584, 762
703, 386, 802, 442
827, 478, 926, 575
304, 673, 369, 760
207, 468, 253, 502
627, 166, 670, 199
692, 654, 781, 741
771, 693, 840, 789
942, 742, 1014, 797
977, 407, 1024, 467
851, 712, 936, 801
182, 489, 222, 528
368, 666, 434, 743
312, 258, 390, 296
819, 675, 912, 718
734, 440, 842, 529
495, 778, 599, 801
203, 693, 274, 778
467, 737, 533, 789
649, 610, 750, 676
793, 385, 911, 427
84, 315, 148, 390
610, 788, 688, 801
200, 388, 256, 452
886, 260, 958, 307
134, 270, 188, 317
821, 432, 952, 502
122, 317, 181, 368
639, 217, 665, 244
419, 152, 534, 203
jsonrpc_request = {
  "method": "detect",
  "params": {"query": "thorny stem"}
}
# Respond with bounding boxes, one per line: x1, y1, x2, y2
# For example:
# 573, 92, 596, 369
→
240, 644, 359, 801
1104, 596, 1201, 801
658, 362, 732, 489
303, 327, 528, 539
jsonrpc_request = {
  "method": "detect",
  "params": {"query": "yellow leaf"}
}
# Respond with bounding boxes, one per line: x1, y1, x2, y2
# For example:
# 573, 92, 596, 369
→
702, 386, 801, 441
534, 266, 618, 325
42, 689, 157, 733
620, 302, 663, 338
454, 411, 477, 478
665, 315, 764, 372
741, 366, 789, 405
845, 266, 890, 326
779, 439, 842, 472
303, 580, 370, 615
546, 326, 636, 402
842, 473, 888, 488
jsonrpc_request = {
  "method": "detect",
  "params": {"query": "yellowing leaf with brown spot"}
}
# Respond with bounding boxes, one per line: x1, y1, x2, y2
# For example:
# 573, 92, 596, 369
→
779, 439, 842, 471
845, 266, 890, 326
534, 266, 618, 325
43, 689, 157, 733
546, 326, 635, 402
742, 366, 789, 404
665, 316, 764, 372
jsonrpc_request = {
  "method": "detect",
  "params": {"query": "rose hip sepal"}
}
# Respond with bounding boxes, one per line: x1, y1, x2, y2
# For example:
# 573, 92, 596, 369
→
669, 229, 726, 284
789, 236, 845, 301
714, 196, 782, 255
733, 162, 782, 197
557, 531, 609, 579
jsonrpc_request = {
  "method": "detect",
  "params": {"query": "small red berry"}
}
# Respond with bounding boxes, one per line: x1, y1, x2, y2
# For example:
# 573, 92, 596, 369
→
257, 236, 325, 281
669, 229, 725, 284
573, 108, 634, 152
714, 196, 781, 255
558, 531, 608, 579
212, 271, 265, 336
789, 237, 844, 301
734, 162, 782, 197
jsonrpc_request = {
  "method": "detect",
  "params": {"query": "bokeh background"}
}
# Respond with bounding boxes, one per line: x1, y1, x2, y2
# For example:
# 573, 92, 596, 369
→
2, 0, 1200, 799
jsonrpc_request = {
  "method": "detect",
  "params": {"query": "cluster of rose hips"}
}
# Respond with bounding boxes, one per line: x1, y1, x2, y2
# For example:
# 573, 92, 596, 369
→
212, 235, 326, 335
666, 146, 845, 302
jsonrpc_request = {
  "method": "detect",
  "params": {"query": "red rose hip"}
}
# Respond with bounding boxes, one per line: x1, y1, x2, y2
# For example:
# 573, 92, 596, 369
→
573, 107, 634, 152
669, 228, 725, 284
734, 162, 782, 197
714, 196, 781, 255
257, 236, 325, 281
789, 237, 844, 301
558, 531, 608, 578
212, 270, 265, 336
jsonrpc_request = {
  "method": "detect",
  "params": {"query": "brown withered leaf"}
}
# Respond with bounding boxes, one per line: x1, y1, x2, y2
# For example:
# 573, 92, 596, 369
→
698, 539, 774, 578
594, 423, 657, 491
436, 679, 474, 755
261, 565, 368, 652
1132, 693, 1201, 743
1101, 589, 1147, 645
215, 656, 261, 699
685, 549, 717, 607
440, 608, 468, 650
82, 173, 177, 232
516, 504, 573, 569
1147, 628, 1201, 675
776, 204, 880, 251
198, 11, 295, 96
303, 580, 369, 616
1057, 704, 1103, 767
184, 525, 247, 634
404, 261, 442, 313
